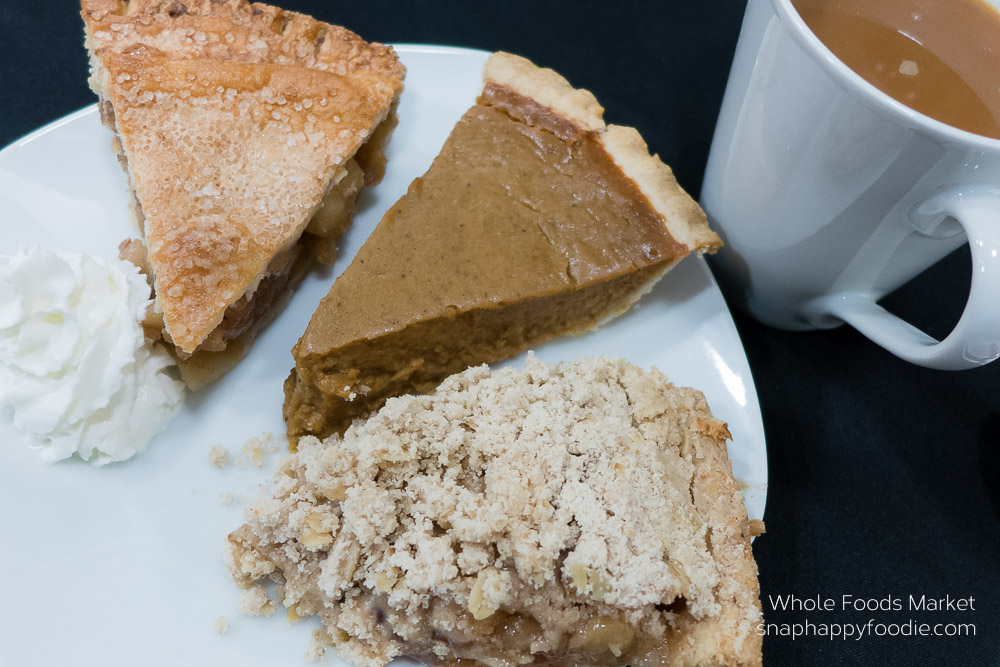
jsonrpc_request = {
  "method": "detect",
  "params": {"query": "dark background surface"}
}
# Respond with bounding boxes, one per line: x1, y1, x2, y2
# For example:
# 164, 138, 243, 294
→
1, 1, 997, 664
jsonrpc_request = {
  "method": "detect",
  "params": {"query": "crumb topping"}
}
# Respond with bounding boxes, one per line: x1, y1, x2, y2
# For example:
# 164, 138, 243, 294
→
238, 585, 275, 617
227, 355, 762, 666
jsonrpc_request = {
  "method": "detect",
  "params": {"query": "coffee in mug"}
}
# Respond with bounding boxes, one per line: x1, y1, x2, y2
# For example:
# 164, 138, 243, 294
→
792, 0, 1000, 139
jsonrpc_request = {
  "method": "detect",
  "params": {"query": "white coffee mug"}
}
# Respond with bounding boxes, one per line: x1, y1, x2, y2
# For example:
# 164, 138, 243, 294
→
702, 0, 1000, 370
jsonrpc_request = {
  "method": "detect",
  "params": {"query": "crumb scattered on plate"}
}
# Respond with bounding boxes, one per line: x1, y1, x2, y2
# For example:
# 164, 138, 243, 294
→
220, 492, 234, 506
214, 616, 229, 635
242, 437, 264, 468
209, 444, 230, 468
240, 432, 281, 468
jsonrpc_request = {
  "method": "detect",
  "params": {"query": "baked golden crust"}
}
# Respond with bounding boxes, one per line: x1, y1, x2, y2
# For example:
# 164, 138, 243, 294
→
482, 51, 605, 133
81, 0, 405, 353
483, 52, 721, 256
682, 396, 764, 666
602, 125, 722, 255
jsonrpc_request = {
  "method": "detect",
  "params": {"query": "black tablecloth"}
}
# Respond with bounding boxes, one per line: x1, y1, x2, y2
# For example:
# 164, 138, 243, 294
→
2, 1, 997, 664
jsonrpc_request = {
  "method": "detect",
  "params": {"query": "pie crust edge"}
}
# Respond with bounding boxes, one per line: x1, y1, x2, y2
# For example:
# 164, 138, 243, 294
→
483, 51, 723, 256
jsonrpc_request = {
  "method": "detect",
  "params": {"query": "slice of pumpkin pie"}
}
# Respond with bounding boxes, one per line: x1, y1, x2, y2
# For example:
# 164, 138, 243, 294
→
284, 52, 721, 442
81, 0, 405, 375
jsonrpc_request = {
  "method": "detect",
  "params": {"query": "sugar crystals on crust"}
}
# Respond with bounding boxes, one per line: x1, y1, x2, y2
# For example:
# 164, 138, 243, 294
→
81, 0, 405, 354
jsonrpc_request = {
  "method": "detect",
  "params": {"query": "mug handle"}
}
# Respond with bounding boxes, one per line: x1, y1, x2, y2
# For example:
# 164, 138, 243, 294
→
802, 188, 1000, 370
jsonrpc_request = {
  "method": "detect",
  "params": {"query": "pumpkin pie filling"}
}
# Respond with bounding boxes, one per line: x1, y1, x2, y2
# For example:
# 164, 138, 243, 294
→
285, 54, 716, 442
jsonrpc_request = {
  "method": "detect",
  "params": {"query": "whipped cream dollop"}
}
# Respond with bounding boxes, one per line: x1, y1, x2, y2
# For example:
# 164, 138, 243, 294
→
0, 247, 184, 464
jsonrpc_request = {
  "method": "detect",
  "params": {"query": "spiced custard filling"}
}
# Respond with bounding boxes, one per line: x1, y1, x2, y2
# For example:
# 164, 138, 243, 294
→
284, 52, 720, 442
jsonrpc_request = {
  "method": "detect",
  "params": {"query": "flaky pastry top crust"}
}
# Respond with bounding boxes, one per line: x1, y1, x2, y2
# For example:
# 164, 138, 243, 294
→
81, 0, 404, 352
82, 0, 404, 79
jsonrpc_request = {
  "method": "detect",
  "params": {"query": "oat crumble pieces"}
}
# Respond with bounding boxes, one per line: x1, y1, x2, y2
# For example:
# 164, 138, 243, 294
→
238, 585, 275, 617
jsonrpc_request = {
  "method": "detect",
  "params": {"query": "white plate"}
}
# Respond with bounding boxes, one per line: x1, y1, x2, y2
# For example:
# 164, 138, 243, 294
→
0, 45, 767, 665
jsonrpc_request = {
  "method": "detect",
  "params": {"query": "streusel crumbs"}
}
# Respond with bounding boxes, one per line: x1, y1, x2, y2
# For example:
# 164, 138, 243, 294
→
238, 585, 275, 617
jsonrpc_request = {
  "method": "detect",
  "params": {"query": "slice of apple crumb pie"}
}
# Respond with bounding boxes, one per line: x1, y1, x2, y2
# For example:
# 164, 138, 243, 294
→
226, 355, 763, 667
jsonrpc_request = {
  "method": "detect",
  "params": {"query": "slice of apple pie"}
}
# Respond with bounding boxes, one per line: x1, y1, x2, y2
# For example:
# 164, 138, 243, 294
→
81, 0, 404, 383
226, 355, 763, 666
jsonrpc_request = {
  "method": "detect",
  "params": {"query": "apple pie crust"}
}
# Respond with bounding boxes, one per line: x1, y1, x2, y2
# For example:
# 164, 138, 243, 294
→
81, 0, 405, 364
226, 356, 763, 666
